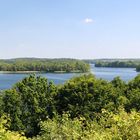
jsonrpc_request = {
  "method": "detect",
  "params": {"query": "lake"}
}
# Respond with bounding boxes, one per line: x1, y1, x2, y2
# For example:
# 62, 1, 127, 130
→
0, 64, 139, 90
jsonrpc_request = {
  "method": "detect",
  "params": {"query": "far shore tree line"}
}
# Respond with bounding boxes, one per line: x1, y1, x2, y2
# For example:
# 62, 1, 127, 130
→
91, 60, 140, 71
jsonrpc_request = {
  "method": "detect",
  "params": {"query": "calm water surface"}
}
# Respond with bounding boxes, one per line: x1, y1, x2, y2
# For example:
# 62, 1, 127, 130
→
90, 64, 139, 81
0, 64, 139, 90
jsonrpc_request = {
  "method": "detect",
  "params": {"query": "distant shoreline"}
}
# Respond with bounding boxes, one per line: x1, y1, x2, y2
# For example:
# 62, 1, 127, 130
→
0, 71, 42, 74
0, 70, 84, 74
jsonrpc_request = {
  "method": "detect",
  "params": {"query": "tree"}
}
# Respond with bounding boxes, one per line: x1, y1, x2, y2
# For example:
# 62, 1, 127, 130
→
2, 75, 57, 137
56, 74, 123, 119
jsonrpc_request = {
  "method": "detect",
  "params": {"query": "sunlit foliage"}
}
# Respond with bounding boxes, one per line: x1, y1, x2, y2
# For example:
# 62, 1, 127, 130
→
1, 74, 140, 139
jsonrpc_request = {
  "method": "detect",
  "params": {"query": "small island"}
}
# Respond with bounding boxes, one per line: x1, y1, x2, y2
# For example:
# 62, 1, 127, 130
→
0, 58, 90, 73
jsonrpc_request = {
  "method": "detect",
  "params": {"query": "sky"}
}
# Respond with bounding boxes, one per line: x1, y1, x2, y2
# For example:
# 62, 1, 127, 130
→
0, 0, 140, 59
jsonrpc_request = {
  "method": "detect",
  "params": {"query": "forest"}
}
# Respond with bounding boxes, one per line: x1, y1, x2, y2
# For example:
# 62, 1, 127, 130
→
93, 60, 140, 72
95, 61, 138, 68
1, 74, 140, 139
0, 58, 90, 73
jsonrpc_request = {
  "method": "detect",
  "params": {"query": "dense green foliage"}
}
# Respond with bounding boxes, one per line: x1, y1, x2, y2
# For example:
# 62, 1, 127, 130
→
0, 58, 90, 73
55, 75, 125, 119
95, 60, 140, 68
136, 65, 140, 72
2, 75, 57, 137
32, 109, 140, 140
0, 116, 27, 140
1, 74, 140, 139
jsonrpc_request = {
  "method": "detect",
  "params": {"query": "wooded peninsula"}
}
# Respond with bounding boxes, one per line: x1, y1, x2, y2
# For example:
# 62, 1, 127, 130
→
0, 58, 90, 73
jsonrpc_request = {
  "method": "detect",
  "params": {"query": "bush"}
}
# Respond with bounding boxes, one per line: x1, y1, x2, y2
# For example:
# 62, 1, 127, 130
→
0, 116, 27, 140
33, 109, 140, 140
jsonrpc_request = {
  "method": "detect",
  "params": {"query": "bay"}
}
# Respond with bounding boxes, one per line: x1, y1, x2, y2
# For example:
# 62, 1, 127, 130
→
0, 64, 139, 90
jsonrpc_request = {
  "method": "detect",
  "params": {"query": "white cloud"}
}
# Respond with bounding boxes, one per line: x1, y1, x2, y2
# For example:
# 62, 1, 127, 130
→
84, 18, 94, 24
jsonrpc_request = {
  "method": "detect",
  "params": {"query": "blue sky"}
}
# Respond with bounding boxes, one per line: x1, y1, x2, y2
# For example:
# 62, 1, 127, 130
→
0, 0, 140, 59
